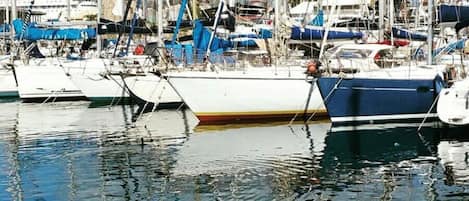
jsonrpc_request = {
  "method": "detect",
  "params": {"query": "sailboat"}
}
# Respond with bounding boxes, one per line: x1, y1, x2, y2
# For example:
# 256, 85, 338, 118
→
316, 0, 446, 125
165, 0, 329, 124
119, 0, 184, 111
10, 2, 97, 102
68, 0, 158, 103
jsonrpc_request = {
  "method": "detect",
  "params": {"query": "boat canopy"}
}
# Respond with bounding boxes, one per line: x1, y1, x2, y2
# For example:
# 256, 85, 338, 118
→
13, 19, 96, 41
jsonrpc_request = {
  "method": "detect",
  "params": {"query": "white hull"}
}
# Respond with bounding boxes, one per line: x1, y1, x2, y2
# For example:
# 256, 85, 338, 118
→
437, 79, 469, 125
15, 59, 85, 101
123, 74, 182, 107
65, 57, 150, 102
0, 69, 18, 97
167, 67, 327, 124
70, 74, 128, 102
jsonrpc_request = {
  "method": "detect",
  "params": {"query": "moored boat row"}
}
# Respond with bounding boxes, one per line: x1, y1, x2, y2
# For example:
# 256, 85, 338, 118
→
0, 0, 468, 128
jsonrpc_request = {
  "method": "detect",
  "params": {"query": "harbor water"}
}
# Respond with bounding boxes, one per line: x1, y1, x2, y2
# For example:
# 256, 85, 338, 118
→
0, 100, 468, 200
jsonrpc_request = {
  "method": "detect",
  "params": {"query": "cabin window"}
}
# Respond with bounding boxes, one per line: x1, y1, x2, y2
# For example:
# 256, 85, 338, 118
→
337, 49, 371, 59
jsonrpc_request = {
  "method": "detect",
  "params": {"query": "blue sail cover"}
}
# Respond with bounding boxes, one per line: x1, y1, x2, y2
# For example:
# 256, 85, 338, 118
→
193, 19, 232, 53
165, 20, 232, 65
291, 26, 363, 40
439, 4, 469, 23
392, 27, 427, 41
13, 19, 96, 41
310, 10, 324, 26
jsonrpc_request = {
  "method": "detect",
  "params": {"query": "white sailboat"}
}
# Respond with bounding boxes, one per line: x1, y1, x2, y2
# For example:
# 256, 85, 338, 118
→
167, 66, 327, 124
119, 0, 183, 111
436, 20, 469, 126
165, 0, 328, 124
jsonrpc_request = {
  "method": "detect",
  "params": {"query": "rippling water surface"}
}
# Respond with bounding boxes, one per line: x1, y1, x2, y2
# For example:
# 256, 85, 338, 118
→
0, 101, 468, 200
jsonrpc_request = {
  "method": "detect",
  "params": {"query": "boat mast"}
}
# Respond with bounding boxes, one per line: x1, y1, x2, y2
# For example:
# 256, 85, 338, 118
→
67, 0, 71, 21
124, 0, 143, 56
97, 0, 102, 55
204, 0, 224, 59
378, 0, 384, 42
157, 0, 163, 49
11, 0, 16, 20
274, 0, 279, 66
191, 0, 199, 20
427, 0, 433, 65
112, 0, 133, 58
5, 0, 9, 24
389, 0, 394, 45
171, 0, 188, 47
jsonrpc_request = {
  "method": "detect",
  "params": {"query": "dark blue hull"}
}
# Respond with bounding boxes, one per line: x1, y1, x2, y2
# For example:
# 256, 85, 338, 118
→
317, 76, 444, 125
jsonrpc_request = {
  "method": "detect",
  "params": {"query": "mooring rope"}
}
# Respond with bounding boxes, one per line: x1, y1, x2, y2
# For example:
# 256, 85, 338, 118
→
289, 76, 344, 126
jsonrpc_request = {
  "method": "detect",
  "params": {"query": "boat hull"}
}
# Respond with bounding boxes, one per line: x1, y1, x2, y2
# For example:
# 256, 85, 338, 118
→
437, 79, 469, 126
70, 74, 130, 104
168, 71, 327, 124
122, 74, 183, 112
15, 64, 86, 102
317, 76, 444, 125
0, 69, 18, 98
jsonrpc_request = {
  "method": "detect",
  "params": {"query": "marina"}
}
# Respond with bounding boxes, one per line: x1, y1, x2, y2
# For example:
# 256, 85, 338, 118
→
0, 0, 468, 199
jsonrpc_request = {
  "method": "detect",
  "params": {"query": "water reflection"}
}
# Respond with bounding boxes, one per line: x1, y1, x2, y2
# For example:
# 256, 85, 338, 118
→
0, 102, 469, 200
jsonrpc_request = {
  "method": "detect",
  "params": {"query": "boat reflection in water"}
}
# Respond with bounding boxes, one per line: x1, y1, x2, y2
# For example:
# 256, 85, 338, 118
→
1, 102, 469, 200
320, 123, 469, 200
318, 123, 441, 200
437, 126, 469, 187
322, 123, 440, 170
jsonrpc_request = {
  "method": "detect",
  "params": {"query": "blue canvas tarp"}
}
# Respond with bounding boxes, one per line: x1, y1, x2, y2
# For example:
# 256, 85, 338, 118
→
439, 4, 469, 23
291, 26, 363, 40
13, 19, 96, 41
392, 27, 427, 41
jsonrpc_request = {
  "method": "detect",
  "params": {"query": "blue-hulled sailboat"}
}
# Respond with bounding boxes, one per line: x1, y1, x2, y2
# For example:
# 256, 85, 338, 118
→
315, 0, 445, 125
